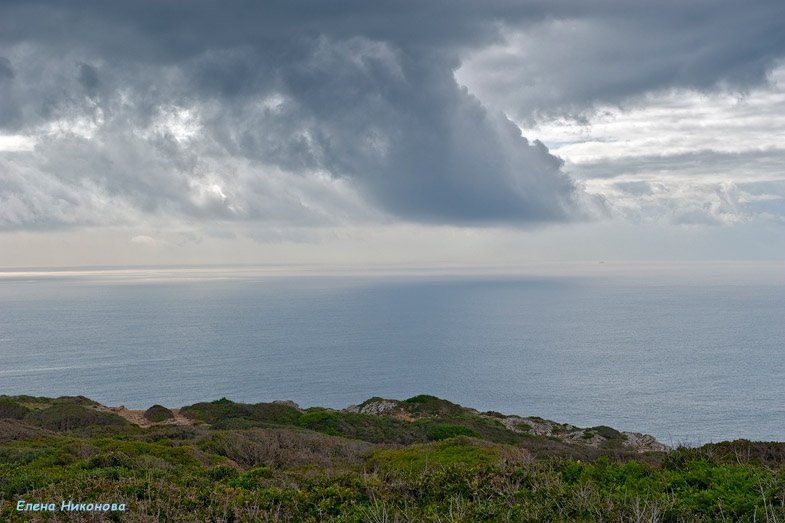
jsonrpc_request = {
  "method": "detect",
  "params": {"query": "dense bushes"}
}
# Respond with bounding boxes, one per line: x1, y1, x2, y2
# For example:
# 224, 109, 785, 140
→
401, 394, 467, 417
0, 398, 30, 420
24, 404, 129, 432
2, 395, 785, 521
1, 396, 128, 433
203, 427, 373, 469
180, 398, 302, 428
2, 435, 784, 522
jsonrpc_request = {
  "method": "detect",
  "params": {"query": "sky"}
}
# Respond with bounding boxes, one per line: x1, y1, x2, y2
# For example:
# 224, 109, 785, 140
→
2, 1, 785, 270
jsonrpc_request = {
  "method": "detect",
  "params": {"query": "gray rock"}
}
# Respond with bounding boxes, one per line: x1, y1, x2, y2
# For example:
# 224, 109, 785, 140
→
358, 400, 400, 416
622, 432, 670, 452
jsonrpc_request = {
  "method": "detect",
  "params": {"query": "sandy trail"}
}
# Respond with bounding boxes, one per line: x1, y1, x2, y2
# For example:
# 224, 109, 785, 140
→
95, 405, 194, 427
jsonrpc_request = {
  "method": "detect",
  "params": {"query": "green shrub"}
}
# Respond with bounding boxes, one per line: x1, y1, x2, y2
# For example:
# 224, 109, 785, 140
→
86, 452, 132, 469
51, 395, 99, 407
228, 466, 273, 489
401, 395, 466, 417
0, 445, 51, 466
368, 436, 499, 471
0, 399, 30, 420
248, 402, 303, 425
298, 409, 425, 444
427, 424, 481, 441
180, 398, 302, 428
208, 464, 239, 481
205, 428, 373, 470
143, 425, 202, 442
180, 398, 249, 423
24, 404, 128, 432
144, 405, 175, 422
591, 425, 622, 440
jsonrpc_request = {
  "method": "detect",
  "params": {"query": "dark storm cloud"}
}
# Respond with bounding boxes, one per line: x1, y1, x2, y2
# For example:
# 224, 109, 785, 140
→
1, 1, 783, 229
217, 39, 578, 223
459, 1, 785, 121
0, 56, 19, 128
0, 58, 13, 80
77, 64, 99, 93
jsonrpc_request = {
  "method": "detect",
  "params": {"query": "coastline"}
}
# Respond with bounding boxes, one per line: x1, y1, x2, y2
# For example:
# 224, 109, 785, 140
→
2, 393, 682, 452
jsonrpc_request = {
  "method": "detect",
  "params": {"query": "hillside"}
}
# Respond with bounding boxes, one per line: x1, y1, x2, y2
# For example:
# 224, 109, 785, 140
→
1, 394, 784, 521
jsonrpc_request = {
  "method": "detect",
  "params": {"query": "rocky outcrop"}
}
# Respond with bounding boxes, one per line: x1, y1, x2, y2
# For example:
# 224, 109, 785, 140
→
622, 432, 670, 452
497, 415, 668, 452
345, 399, 399, 416
345, 399, 669, 453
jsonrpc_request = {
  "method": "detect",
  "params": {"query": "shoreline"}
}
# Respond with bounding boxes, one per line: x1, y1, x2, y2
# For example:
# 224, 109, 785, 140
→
3, 393, 678, 452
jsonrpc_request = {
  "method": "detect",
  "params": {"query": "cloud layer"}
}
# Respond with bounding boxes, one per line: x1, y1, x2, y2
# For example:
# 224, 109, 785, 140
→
0, 1, 587, 231
458, 1, 785, 121
1, 1, 784, 235
517, 68, 785, 227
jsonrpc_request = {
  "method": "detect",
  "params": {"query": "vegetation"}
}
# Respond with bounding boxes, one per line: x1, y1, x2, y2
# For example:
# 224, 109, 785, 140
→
1, 394, 784, 521
144, 405, 175, 423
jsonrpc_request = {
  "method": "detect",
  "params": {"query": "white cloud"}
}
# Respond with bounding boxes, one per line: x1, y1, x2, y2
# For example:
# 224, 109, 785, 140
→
516, 65, 785, 164
494, 63, 785, 227
0, 135, 36, 151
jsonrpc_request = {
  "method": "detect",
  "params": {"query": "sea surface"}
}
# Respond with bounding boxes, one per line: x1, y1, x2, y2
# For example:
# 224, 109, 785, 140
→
1, 266, 783, 444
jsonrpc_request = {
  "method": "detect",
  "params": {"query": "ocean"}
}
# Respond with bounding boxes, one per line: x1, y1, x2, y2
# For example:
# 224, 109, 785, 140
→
1, 266, 783, 444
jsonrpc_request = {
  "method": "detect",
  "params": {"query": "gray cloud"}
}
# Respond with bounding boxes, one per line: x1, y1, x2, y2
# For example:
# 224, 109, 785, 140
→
574, 149, 785, 181
458, 1, 785, 122
588, 163, 785, 227
0, 56, 19, 128
1, 1, 784, 231
614, 181, 654, 197
235, 38, 579, 224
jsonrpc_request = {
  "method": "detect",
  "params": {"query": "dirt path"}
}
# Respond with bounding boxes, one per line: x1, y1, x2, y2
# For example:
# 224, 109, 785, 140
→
95, 405, 194, 427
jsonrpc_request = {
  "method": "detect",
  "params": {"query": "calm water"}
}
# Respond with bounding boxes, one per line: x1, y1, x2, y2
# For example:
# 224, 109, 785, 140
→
1, 271, 783, 444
